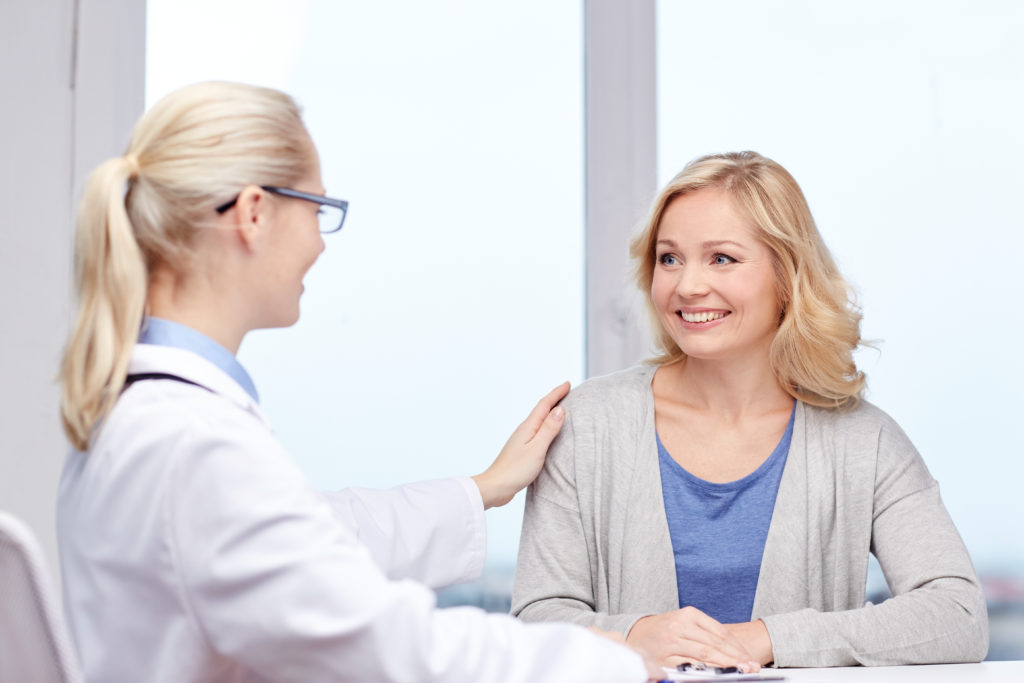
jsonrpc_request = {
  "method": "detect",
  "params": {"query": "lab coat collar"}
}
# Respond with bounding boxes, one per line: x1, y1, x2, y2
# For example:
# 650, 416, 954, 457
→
129, 344, 273, 429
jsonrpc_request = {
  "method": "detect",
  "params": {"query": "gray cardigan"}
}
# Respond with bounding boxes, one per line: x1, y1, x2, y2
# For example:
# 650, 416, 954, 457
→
511, 365, 988, 667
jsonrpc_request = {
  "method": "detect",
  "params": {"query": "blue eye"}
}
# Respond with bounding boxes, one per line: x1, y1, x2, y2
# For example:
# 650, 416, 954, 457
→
658, 253, 679, 266
713, 253, 736, 265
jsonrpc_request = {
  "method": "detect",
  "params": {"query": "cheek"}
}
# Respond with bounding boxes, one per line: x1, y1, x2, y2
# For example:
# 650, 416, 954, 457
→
650, 271, 674, 309
302, 232, 321, 261
745, 271, 781, 319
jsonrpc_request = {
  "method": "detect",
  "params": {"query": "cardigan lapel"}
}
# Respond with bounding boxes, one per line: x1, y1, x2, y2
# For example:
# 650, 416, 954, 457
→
752, 400, 812, 619
618, 367, 684, 614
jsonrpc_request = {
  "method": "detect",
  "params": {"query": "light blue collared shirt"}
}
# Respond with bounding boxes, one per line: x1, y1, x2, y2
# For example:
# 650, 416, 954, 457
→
138, 317, 259, 403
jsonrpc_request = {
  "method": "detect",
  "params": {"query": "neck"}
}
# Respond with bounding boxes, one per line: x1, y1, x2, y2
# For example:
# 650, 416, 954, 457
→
147, 267, 246, 354
656, 351, 791, 420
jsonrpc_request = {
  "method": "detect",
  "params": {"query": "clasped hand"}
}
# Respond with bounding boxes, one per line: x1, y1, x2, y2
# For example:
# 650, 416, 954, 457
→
626, 606, 771, 673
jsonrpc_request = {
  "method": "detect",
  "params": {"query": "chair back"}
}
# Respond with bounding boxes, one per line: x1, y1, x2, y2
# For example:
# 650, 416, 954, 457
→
0, 510, 83, 683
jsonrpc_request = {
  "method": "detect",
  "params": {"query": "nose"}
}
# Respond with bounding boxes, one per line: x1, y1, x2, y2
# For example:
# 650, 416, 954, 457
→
676, 263, 710, 298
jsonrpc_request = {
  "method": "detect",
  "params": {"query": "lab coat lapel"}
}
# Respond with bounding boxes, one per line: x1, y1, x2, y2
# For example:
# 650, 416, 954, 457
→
129, 344, 273, 429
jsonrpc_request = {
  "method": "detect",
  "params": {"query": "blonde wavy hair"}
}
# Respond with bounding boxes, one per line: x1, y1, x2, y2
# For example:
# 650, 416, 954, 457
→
629, 151, 865, 408
60, 81, 315, 450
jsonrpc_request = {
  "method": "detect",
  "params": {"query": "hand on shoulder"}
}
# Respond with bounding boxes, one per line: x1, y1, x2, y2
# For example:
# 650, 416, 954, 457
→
472, 382, 569, 509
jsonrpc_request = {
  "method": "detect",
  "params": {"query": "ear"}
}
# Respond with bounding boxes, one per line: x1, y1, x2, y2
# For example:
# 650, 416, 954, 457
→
231, 185, 269, 251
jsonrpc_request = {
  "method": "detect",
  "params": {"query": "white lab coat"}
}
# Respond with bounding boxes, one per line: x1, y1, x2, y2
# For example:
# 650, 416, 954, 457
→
57, 344, 646, 683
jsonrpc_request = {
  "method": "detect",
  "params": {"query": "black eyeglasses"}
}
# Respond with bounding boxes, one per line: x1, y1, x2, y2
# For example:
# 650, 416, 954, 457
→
215, 185, 349, 234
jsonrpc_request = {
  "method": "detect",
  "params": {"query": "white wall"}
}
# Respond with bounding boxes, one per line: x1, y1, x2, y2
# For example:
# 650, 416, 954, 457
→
0, 0, 144, 575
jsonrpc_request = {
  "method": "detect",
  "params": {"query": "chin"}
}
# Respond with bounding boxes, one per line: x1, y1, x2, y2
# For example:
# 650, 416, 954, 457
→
675, 339, 731, 360
259, 306, 302, 330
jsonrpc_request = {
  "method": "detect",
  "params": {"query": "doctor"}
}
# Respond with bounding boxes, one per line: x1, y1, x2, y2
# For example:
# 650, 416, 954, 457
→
56, 81, 658, 683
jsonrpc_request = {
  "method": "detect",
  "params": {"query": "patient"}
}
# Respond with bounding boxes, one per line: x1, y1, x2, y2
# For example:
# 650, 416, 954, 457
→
511, 151, 988, 668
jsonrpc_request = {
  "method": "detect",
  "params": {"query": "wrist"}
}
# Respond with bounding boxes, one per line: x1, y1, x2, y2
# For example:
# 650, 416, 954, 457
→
748, 619, 774, 666
725, 620, 773, 667
471, 471, 506, 509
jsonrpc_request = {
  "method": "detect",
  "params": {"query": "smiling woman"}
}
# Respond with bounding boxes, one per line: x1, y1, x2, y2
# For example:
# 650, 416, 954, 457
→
633, 152, 864, 409
511, 151, 988, 670
650, 187, 781, 365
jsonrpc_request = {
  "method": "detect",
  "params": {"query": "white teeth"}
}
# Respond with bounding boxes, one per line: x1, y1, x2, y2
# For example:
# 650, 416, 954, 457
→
680, 311, 726, 323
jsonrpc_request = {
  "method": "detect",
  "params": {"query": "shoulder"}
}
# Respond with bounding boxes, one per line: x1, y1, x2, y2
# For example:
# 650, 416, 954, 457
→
542, 365, 656, 473
563, 365, 656, 419
803, 397, 890, 426
105, 379, 290, 482
118, 379, 264, 437
801, 398, 931, 489
802, 398, 909, 444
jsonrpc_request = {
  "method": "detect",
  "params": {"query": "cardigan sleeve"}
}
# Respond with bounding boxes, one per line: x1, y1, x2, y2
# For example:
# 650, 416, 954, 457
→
512, 410, 653, 636
761, 414, 989, 667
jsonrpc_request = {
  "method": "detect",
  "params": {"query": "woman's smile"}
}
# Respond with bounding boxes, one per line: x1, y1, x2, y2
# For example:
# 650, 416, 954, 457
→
678, 308, 731, 327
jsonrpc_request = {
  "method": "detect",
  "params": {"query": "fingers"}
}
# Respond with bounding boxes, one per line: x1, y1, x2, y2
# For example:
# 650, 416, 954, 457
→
517, 381, 570, 445
589, 627, 661, 681
527, 403, 565, 449
681, 607, 749, 657
642, 658, 666, 681
633, 608, 754, 670
587, 626, 626, 644
540, 380, 571, 408
686, 605, 733, 640
687, 624, 753, 666
472, 382, 571, 510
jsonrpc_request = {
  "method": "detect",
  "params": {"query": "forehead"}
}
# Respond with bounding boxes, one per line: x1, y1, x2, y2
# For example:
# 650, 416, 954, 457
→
657, 187, 758, 244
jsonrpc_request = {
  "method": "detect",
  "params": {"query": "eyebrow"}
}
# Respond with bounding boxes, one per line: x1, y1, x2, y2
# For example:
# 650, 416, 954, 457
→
655, 238, 748, 250
702, 240, 746, 249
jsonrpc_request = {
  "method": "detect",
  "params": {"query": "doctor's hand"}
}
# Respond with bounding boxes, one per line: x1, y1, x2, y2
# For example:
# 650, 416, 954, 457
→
471, 381, 569, 509
587, 627, 664, 681
626, 607, 760, 673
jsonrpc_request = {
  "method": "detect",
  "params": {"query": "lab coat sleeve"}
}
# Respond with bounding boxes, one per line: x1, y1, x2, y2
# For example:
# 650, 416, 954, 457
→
321, 477, 485, 588
167, 411, 648, 683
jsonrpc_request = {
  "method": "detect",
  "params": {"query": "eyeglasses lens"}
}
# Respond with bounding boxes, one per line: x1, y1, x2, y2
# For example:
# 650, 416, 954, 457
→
318, 205, 345, 234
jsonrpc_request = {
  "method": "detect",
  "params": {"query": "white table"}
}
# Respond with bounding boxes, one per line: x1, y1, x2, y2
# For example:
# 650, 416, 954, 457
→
777, 661, 1024, 682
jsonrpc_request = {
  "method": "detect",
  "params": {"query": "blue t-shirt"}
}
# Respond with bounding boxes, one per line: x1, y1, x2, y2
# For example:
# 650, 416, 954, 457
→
657, 403, 795, 623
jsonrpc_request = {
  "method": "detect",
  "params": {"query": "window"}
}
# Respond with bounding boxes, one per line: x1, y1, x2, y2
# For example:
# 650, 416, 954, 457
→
147, 0, 585, 578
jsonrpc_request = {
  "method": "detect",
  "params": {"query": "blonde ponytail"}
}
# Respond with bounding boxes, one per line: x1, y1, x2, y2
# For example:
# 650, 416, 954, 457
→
59, 81, 314, 449
60, 157, 147, 449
